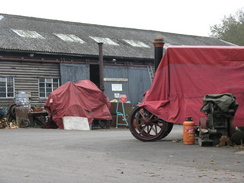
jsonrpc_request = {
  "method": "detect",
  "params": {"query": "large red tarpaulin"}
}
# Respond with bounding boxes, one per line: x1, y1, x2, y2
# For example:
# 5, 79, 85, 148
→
44, 80, 112, 129
139, 46, 244, 127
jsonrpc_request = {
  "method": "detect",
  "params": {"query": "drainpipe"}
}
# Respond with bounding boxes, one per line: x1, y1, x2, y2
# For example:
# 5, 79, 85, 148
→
98, 42, 105, 92
153, 36, 165, 71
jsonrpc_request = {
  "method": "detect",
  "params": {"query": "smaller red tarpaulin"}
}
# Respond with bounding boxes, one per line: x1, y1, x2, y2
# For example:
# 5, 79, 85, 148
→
139, 46, 244, 127
44, 80, 112, 129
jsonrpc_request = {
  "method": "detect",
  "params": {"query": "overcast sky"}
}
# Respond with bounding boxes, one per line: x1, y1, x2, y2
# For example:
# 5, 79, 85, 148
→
0, 0, 243, 37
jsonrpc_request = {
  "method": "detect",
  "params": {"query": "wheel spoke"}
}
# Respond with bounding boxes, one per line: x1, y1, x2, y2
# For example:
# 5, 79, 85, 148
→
152, 124, 158, 134
139, 125, 146, 134
142, 126, 151, 137
146, 125, 150, 135
134, 117, 146, 128
138, 110, 146, 120
135, 117, 143, 121
148, 114, 154, 120
151, 122, 163, 128
135, 123, 144, 128
151, 117, 160, 122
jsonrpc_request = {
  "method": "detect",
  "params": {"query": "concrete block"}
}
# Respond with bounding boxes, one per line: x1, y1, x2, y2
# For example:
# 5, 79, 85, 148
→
62, 116, 90, 130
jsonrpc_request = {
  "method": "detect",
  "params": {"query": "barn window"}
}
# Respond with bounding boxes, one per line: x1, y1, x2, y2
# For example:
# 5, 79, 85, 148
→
54, 33, 85, 43
123, 39, 150, 48
39, 78, 59, 98
0, 77, 14, 98
12, 29, 45, 39
89, 36, 119, 46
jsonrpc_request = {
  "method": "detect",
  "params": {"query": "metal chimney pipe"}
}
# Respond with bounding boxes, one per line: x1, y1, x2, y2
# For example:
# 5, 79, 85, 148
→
153, 36, 165, 71
98, 42, 105, 92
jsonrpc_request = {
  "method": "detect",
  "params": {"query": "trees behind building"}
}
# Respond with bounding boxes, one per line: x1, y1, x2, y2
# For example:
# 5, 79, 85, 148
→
210, 8, 244, 46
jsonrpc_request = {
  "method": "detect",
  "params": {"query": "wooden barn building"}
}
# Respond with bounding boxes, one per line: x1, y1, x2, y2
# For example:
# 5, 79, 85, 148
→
0, 13, 236, 108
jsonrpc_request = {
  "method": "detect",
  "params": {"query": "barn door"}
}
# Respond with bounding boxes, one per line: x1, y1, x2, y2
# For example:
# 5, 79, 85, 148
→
60, 63, 89, 85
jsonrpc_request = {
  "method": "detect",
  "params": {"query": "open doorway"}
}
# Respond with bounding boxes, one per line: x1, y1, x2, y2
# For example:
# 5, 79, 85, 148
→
89, 64, 100, 88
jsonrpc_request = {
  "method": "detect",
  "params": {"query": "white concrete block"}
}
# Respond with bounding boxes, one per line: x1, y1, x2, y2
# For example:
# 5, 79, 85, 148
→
62, 116, 90, 130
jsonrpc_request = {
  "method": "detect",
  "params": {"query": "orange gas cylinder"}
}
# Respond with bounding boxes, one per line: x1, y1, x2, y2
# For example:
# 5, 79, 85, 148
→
183, 117, 195, 145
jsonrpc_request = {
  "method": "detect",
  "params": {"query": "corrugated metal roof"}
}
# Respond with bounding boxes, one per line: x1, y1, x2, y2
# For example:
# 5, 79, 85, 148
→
0, 13, 235, 59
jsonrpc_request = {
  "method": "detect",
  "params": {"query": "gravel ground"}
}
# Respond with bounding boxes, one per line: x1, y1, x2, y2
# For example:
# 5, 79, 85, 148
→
0, 125, 243, 183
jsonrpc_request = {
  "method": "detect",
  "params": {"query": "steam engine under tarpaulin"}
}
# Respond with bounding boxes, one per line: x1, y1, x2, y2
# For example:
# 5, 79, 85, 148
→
129, 45, 244, 142
44, 80, 112, 129
138, 46, 244, 127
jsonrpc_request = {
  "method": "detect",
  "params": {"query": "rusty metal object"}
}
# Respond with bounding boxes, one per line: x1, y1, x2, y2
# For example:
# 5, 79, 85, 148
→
198, 94, 238, 146
98, 42, 104, 92
3, 104, 47, 128
15, 106, 29, 127
218, 136, 233, 146
231, 127, 244, 145
28, 111, 48, 128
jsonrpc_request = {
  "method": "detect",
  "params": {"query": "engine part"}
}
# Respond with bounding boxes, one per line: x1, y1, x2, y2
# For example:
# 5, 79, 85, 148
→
198, 93, 238, 146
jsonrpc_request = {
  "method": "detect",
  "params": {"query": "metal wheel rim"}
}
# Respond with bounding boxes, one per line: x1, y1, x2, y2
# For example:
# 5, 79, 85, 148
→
129, 107, 168, 141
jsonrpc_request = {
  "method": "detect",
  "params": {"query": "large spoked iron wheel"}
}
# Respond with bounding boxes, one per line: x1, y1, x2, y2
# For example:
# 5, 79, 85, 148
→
129, 106, 174, 142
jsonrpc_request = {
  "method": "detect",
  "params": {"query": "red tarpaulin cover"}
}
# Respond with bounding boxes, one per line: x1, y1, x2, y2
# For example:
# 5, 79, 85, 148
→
139, 46, 244, 127
44, 80, 112, 129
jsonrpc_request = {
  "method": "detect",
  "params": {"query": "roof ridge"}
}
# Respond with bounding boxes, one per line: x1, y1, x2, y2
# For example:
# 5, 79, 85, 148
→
0, 13, 215, 38
0, 13, 165, 34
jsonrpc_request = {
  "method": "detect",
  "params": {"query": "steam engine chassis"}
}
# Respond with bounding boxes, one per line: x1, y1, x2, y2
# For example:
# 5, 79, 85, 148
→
128, 45, 244, 145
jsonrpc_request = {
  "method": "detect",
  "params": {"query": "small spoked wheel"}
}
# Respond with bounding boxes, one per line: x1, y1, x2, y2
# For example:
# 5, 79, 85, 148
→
129, 106, 173, 141
21, 119, 30, 128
